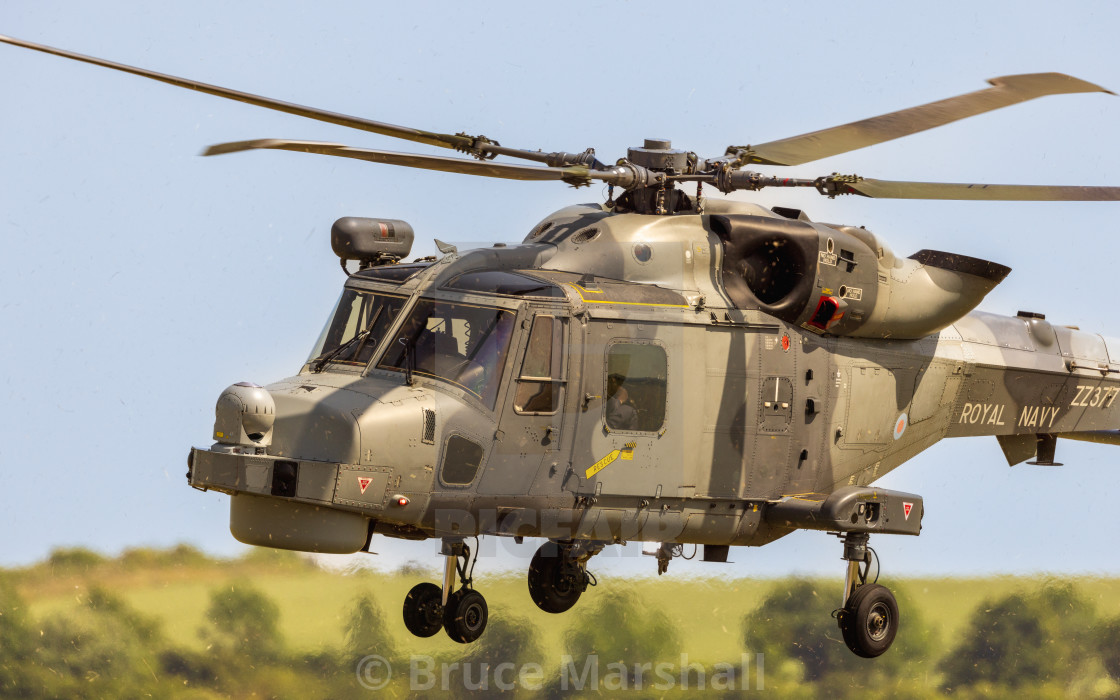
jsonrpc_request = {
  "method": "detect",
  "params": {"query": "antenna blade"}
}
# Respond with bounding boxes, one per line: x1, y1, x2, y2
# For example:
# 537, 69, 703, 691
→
843, 178, 1120, 201
744, 73, 1114, 166
203, 139, 591, 182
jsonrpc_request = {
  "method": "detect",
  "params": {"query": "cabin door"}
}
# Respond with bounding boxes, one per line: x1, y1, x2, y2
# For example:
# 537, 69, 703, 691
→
478, 312, 569, 496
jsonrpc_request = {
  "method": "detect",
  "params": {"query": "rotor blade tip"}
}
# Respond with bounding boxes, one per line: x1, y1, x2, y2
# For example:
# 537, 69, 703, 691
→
202, 141, 254, 156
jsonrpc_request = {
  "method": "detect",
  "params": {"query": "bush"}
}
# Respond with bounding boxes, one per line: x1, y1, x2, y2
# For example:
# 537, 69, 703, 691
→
0, 578, 36, 696
34, 588, 166, 699
542, 586, 678, 696
343, 591, 396, 663
119, 543, 212, 570
201, 580, 284, 661
47, 546, 108, 571
1098, 615, 1120, 682
940, 581, 1096, 691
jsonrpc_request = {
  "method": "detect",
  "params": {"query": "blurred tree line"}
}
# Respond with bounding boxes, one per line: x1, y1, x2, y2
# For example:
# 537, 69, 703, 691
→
2, 546, 1120, 698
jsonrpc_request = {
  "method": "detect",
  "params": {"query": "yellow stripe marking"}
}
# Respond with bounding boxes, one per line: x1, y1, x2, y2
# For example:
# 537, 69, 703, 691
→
565, 283, 690, 308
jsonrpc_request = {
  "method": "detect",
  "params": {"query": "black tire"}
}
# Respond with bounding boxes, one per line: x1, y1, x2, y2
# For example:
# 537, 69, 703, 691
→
527, 542, 585, 614
402, 582, 444, 638
443, 588, 488, 644
838, 583, 899, 658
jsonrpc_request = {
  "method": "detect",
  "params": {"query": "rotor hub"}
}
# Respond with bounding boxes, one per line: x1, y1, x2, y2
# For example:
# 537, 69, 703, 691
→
626, 139, 691, 174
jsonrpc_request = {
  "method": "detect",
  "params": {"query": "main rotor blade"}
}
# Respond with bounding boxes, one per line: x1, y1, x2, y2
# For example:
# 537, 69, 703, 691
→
843, 178, 1120, 201
0, 34, 476, 153
203, 139, 591, 183
743, 73, 1115, 167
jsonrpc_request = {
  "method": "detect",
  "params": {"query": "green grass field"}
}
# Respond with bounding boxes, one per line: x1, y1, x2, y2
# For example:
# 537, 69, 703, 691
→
18, 548, 1120, 667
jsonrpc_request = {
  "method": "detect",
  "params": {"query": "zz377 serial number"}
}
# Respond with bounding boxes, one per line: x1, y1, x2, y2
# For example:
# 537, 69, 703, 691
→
1070, 384, 1120, 408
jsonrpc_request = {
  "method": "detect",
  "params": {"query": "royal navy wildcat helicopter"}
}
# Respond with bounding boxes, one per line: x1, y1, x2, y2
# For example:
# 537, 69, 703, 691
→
6, 34, 1120, 658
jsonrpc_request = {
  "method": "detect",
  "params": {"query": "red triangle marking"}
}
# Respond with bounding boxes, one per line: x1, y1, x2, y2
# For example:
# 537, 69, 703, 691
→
358, 477, 373, 494
903, 502, 913, 519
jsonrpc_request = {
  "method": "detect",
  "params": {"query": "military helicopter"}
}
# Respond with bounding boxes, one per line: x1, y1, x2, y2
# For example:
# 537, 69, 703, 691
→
6, 33, 1120, 658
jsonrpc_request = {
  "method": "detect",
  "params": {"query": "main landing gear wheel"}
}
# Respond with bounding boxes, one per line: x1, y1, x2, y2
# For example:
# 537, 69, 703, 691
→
443, 588, 489, 644
838, 583, 899, 658
402, 582, 444, 638
527, 541, 592, 614
402, 538, 489, 643
833, 532, 899, 658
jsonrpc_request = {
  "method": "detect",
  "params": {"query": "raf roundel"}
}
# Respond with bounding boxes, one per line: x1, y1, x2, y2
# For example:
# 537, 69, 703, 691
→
893, 413, 908, 441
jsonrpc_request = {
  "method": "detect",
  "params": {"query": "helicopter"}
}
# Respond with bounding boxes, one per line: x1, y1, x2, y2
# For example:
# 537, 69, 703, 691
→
5, 33, 1120, 659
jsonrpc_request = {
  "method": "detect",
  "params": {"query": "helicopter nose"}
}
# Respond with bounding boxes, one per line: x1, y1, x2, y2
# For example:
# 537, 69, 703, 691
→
267, 382, 366, 464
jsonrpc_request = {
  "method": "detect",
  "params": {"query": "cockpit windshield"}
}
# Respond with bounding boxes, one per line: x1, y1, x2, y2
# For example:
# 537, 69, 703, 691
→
307, 289, 407, 369
378, 299, 516, 407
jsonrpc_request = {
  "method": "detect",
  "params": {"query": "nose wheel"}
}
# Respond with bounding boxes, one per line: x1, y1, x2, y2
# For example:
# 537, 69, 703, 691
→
833, 533, 899, 657
443, 588, 488, 643
402, 538, 489, 644
402, 582, 444, 637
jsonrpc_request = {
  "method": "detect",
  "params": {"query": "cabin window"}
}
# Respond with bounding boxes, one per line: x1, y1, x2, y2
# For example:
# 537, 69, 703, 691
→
605, 343, 667, 432
307, 289, 407, 367
378, 299, 516, 408
441, 435, 485, 485
443, 270, 566, 298
514, 315, 566, 414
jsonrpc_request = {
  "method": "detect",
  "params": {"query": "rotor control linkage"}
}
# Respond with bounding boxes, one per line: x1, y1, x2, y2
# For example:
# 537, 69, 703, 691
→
698, 167, 857, 196
455, 135, 604, 169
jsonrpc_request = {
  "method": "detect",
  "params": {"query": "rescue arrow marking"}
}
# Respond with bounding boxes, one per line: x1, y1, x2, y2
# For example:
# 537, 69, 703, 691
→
585, 442, 636, 478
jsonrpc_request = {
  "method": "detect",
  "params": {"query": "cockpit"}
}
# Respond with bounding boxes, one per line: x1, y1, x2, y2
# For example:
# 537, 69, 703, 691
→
307, 259, 568, 410
378, 299, 516, 407
307, 289, 409, 369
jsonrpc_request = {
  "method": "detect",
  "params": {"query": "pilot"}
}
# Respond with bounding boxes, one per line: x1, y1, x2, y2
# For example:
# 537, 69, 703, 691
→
605, 374, 638, 430
459, 310, 514, 401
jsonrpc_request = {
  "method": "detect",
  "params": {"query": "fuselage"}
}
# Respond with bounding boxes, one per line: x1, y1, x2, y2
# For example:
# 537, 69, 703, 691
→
189, 199, 1120, 552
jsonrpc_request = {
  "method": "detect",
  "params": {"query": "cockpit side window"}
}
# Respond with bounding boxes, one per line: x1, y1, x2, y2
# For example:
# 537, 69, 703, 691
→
605, 343, 667, 432
514, 315, 566, 414
307, 289, 407, 368
378, 299, 516, 408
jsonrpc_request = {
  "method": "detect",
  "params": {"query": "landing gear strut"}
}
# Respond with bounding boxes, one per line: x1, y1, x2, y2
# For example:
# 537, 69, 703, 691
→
834, 532, 899, 658
402, 538, 488, 644
527, 540, 600, 613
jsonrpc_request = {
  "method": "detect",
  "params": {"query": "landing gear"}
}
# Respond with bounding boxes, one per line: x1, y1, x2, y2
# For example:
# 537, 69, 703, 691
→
834, 532, 899, 657
527, 540, 599, 613
839, 583, 898, 657
402, 582, 443, 637
444, 588, 488, 643
401, 538, 488, 643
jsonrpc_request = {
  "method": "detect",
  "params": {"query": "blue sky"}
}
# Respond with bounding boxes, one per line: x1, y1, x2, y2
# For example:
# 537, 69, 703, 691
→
2, 1, 1120, 579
